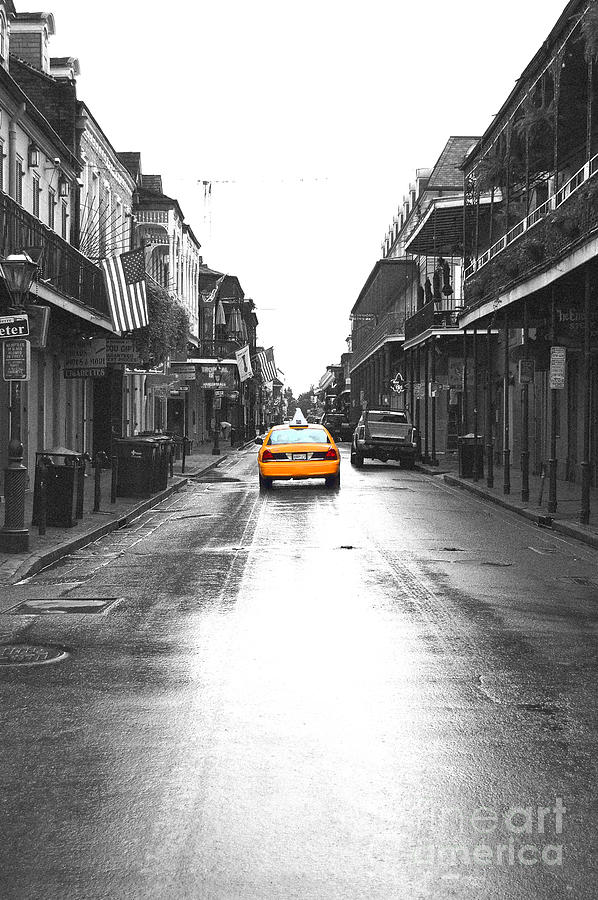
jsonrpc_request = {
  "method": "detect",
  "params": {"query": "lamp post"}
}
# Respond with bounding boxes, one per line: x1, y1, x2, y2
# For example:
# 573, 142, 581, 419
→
212, 362, 222, 456
0, 252, 38, 553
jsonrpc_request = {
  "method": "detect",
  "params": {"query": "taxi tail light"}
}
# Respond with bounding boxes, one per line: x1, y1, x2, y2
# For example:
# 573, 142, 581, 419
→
324, 448, 338, 461
262, 448, 274, 461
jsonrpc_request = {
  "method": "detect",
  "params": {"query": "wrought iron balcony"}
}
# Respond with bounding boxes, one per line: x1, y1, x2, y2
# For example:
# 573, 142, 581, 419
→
351, 310, 405, 369
404, 301, 463, 342
465, 151, 598, 280
197, 338, 244, 359
0, 190, 110, 318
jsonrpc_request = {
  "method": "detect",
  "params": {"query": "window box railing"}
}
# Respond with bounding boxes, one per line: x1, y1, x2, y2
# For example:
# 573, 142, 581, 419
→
0, 190, 109, 318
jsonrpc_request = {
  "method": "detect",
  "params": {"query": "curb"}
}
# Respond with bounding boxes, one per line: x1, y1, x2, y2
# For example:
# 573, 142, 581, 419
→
441, 472, 598, 551
8, 455, 228, 585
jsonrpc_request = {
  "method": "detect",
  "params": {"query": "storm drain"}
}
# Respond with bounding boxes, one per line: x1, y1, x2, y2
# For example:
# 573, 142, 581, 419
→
0, 643, 69, 666
8, 598, 121, 615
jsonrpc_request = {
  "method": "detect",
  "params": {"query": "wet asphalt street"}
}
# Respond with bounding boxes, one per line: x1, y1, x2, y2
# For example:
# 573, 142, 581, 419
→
0, 446, 597, 899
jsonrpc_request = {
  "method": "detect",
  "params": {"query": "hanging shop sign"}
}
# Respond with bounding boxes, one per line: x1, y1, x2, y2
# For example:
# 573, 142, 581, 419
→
200, 364, 236, 390
27, 306, 50, 349
3, 338, 30, 381
168, 364, 196, 379
518, 358, 535, 384
0, 313, 28, 338
549, 346, 566, 390
64, 339, 107, 379
106, 338, 141, 366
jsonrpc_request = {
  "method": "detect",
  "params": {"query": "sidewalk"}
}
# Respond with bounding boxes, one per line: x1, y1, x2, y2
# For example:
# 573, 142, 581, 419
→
416, 451, 598, 550
0, 439, 239, 587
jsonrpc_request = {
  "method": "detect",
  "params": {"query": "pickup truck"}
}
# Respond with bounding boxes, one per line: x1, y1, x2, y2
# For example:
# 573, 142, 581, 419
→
350, 409, 419, 469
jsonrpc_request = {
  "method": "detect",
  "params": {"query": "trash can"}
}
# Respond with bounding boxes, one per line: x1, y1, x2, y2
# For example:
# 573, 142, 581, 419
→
32, 448, 86, 528
114, 437, 159, 497
458, 434, 485, 478
150, 435, 174, 490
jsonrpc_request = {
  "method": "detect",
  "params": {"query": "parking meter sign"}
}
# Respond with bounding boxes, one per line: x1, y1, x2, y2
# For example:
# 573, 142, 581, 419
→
3, 338, 30, 381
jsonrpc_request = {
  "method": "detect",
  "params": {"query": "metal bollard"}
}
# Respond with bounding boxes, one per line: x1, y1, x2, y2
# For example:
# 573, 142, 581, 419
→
181, 437, 187, 474
169, 442, 174, 478
37, 458, 49, 536
93, 452, 105, 512
111, 454, 118, 504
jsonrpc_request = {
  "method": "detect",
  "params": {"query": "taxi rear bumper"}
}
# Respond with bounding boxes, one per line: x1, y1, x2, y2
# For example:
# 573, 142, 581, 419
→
259, 459, 340, 480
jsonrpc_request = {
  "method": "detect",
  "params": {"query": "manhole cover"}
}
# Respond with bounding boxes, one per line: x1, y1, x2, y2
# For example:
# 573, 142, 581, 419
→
0, 644, 68, 666
8, 598, 121, 615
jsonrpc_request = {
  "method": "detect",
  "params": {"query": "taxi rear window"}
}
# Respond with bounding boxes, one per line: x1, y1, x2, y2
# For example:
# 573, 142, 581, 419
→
269, 428, 330, 445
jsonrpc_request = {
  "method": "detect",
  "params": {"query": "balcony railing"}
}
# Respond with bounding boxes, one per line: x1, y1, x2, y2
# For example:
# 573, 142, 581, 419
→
0, 191, 110, 318
196, 338, 245, 359
351, 310, 404, 369
465, 151, 598, 279
404, 301, 463, 342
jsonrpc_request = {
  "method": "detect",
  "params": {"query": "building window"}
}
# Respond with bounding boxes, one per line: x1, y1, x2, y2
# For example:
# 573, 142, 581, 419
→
32, 174, 40, 218
15, 155, 23, 205
48, 187, 56, 230
61, 201, 68, 240
0, 13, 7, 62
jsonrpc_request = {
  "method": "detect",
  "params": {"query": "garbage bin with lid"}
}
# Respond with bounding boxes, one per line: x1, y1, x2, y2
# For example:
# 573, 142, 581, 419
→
457, 434, 485, 478
114, 437, 159, 497
32, 448, 86, 528
151, 435, 174, 490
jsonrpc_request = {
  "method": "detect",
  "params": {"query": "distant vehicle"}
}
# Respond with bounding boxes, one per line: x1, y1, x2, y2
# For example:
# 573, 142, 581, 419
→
255, 409, 341, 491
319, 412, 353, 443
350, 409, 418, 469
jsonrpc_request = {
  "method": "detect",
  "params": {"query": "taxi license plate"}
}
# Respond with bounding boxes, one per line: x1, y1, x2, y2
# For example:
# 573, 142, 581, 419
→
292, 453, 308, 460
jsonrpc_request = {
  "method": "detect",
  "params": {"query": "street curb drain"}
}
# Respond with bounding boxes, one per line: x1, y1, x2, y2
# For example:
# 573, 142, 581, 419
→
0, 643, 69, 666
7, 598, 121, 615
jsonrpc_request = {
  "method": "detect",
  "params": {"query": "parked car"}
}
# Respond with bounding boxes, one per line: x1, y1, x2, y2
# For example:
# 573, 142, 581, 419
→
350, 409, 418, 469
256, 409, 341, 490
320, 412, 353, 443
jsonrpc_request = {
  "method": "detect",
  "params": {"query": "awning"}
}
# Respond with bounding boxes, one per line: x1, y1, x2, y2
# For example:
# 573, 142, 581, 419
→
405, 195, 495, 256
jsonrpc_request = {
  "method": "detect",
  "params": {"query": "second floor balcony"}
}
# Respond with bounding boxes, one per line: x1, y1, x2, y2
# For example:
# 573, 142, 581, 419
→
196, 337, 251, 360
0, 190, 110, 321
350, 310, 405, 370
464, 160, 598, 310
404, 300, 464, 344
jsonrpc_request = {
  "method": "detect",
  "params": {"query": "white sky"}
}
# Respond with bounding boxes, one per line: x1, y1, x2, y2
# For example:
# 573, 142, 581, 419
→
45, 0, 567, 394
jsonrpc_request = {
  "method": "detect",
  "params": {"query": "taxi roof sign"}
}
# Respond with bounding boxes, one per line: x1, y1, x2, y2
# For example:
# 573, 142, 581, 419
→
292, 408, 308, 426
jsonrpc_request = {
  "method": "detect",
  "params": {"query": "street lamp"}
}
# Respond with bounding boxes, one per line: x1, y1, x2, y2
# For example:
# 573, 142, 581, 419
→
0, 252, 38, 553
212, 361, 222, 456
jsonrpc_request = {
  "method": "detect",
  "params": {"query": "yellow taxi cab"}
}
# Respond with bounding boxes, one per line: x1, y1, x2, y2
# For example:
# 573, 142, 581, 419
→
255, 410, 341, 491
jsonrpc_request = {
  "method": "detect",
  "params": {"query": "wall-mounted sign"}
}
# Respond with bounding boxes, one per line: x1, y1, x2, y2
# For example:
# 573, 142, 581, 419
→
3, 338, 30, 381
518, 358, 535, 384
549, 346, 566, 390
64, 338, 106, 379
0, 313, 29, 338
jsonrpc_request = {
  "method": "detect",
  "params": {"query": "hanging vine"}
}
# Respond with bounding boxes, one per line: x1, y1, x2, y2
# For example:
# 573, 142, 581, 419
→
135, 283, 190, 365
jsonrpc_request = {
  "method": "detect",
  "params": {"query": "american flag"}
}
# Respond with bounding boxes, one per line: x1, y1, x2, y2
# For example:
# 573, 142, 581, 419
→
256, 346, 277, 383
101, 248, 148, 332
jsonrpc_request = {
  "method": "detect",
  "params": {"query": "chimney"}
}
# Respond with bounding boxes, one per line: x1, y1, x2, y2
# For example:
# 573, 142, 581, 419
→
10, 12, 55, 74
